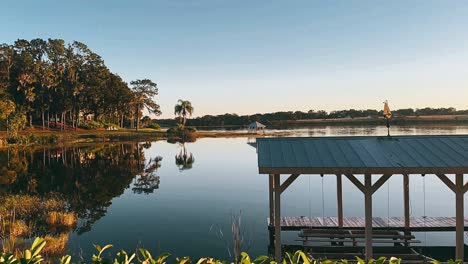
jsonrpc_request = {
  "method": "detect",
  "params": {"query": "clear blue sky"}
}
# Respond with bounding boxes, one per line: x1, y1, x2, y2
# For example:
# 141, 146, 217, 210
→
2, 1, 468, 118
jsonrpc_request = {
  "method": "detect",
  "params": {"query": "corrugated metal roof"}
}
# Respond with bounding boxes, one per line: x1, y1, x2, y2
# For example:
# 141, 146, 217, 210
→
257, 135, 468, 174
248, 121, 266, 128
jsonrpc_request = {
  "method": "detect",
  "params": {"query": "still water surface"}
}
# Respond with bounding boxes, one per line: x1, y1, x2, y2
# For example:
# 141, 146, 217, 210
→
2, 125, 468, 260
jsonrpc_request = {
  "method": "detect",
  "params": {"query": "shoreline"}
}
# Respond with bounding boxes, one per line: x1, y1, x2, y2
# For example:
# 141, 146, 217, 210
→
2, 120, 468, 149
0, 129, 295, 149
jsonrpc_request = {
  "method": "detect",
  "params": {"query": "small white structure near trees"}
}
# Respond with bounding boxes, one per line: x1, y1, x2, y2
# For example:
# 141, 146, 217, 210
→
247, 121, 266, 134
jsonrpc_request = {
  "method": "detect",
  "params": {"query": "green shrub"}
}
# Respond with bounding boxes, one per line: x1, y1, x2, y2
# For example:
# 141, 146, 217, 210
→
166, 127, 178, 134
79, 120, 103, 130
166, 126, 197, 143
6, 135, 28, 145
27, 134, 59, 145
146, 123, 161, 130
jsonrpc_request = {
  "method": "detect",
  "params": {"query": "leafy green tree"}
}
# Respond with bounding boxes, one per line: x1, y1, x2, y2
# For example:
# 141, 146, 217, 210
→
130, 79, 160, 130
140, 116, 152, 127
6, 110, 27, 138
0, 99, 15, 119
1, 38, 152, 132
12, 39, 37, 127
174, 99, 194, 126
0, 44, 15, 83
0, 99, 15, 133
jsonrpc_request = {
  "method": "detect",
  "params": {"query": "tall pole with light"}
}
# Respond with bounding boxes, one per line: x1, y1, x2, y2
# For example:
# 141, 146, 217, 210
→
383, 100, 392, 137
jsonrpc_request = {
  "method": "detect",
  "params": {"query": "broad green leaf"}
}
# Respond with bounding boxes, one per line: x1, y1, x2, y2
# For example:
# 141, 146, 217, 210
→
30, 238, 46, 257
139, 249, 152, 261
320, 260, 337, 264
355, 257, 365, 264
155, 253, 171, 264
60, 255, 72, 264
24, 250, 32, 260
295, 251, 310, 264
241, 252, 251, 264
101, 245, 114, 254
176, 257, 191, 264
253, 256, 269, 264
94, 245, 102, 253
196, 258, 207, 264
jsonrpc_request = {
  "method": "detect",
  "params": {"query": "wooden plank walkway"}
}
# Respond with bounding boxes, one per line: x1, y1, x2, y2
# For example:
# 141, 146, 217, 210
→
268, 216, 468, 232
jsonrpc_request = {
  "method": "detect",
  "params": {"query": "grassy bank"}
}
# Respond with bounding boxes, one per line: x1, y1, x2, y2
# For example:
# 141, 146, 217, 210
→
0, 129, 167, 149
0, 128, 297, 149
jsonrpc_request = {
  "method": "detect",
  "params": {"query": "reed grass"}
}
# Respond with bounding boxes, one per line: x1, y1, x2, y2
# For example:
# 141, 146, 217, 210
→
45, 212, 76, 229
43, 233, 69, 256
0, 194, 73, 256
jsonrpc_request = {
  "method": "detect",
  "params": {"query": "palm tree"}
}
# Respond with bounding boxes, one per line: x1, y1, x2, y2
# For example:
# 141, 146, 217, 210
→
174, 99, 194, 126
175, 143, 195, 171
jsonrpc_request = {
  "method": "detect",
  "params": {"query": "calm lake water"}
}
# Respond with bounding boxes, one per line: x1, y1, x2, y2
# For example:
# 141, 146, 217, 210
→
1, 125, 468, 260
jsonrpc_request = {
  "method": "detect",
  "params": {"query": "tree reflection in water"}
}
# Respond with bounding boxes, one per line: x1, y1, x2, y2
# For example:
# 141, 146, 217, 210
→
175, 143, 195, 171
0, 142, 163, 236
132, 156, 162, 194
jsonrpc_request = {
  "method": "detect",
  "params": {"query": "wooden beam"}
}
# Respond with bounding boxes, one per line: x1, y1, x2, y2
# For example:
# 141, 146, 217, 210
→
344, 174, 365, 193
371, 174, 392, 194
337, 174, 343, 227
436, 174, 457, 193
364, 174, 373, 260
280, 174, 300, 194
274, 174, 282, 262
464, 181, 468, 194
455, 174, 464, 261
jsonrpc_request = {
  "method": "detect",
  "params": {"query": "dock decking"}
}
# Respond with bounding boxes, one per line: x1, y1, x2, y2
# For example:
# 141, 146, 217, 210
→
268, 216, 468, 232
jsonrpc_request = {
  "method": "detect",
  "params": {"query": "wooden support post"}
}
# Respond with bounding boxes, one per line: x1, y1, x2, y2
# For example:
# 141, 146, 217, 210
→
436, 173, 466, 260
364, 174, 373, 260
403, 174, 410, 231
269, 174, 274, 245
403, 174, 410, 246
274, 174, 282, 262
455, 174, 464, 261
337, 174, 343, 228
269, 174, 274, 226
344, 173, 393, 260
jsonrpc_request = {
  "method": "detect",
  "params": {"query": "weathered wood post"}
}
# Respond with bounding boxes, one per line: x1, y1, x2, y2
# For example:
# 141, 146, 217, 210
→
274, 174, 282, 262
364, 174, 373, 260
337, 174, 343, 228
403, 174, 411, 246
436, 173, 466, 261
455, 174, 464, 261
269, 174, 274, 245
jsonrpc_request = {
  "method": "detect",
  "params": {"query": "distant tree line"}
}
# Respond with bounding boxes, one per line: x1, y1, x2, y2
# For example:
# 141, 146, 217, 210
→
157, 107, 468, 127
0, 38, 160, 133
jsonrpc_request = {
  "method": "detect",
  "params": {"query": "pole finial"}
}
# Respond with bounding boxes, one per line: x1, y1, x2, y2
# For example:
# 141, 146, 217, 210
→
383, 100, 392, 137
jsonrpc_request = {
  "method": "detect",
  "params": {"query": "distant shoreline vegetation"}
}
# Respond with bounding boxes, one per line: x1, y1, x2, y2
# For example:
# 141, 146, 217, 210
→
157, 107, 468, 128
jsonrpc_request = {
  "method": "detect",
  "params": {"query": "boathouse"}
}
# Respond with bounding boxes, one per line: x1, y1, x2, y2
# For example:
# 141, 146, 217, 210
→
247, 121, 266, 134
256, 135, 468, 261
